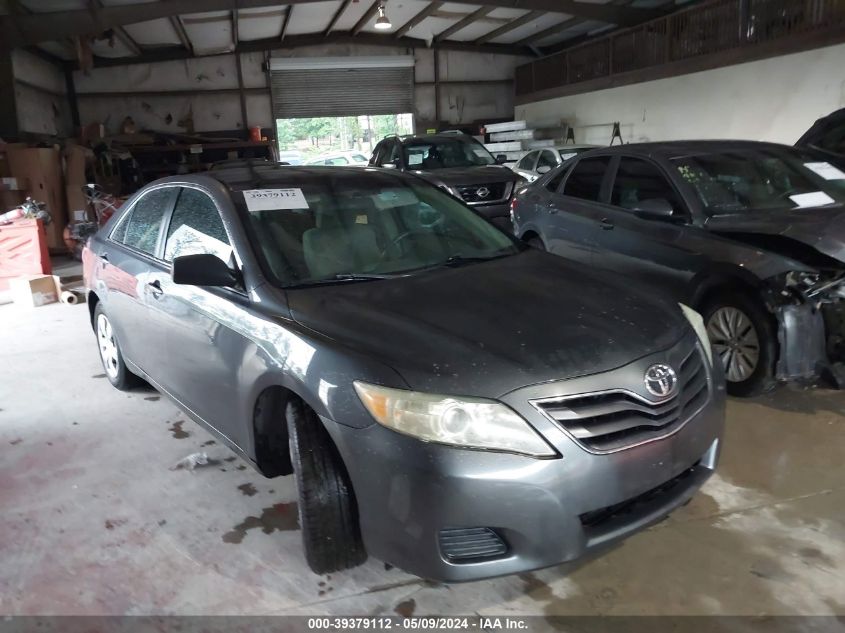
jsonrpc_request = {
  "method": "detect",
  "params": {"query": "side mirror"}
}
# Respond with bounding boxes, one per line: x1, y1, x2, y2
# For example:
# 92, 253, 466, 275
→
495, 154, 508, 165
536, 165, 552, 175
633, 198, 675, 220
172, 253, 239, 287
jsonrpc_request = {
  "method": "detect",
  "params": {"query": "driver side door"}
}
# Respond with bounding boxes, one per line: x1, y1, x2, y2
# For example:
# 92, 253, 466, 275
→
592, 156, 698, 297
145, 186, 251, 447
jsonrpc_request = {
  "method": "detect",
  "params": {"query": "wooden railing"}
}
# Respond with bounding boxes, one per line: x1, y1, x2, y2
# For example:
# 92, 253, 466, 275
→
515, 0, 845, 98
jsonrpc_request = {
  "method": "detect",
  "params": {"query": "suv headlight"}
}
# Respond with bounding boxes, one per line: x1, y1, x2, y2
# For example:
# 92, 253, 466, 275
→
354, 381, 555, 458
680, 303, 713, 366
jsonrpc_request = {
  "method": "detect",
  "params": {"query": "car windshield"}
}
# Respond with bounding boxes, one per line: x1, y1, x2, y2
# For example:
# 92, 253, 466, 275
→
403, 139, 495, 169
236, 175, 520, 286
672, 148, 845, 214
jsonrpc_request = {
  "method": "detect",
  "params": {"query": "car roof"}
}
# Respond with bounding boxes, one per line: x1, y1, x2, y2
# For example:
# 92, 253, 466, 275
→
396, 133, 479, 145
204, 164, 412, 191
582, 139, 794, 159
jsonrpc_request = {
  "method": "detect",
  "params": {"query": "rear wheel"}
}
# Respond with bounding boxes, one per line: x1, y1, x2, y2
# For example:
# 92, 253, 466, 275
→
702, 292, 777, 397
94, 304, 140, 391
286, 399, 367, 574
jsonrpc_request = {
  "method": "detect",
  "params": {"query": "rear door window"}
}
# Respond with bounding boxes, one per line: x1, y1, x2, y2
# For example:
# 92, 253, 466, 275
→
114, 188, 175, 256
562, 157, 612, 201
163, 188, 232, 263
611, 157, 684, 212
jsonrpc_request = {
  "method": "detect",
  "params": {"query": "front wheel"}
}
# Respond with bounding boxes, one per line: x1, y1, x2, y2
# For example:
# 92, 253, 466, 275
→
702, 292, 777, 397
286, 399, 367, 575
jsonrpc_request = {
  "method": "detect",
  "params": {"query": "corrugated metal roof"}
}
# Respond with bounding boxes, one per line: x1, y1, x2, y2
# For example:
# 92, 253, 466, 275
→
9, 0, 675, 64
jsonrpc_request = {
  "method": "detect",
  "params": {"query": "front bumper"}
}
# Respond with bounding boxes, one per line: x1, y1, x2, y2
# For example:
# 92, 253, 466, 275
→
325, 336, 726, 582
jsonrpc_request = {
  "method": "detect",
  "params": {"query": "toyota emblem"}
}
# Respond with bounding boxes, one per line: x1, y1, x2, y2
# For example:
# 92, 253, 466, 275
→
644, 364, 678, 398
476, 187, 491, 199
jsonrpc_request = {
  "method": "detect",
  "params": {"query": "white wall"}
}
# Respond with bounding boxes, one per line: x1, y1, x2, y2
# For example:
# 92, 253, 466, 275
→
74, 52, 271, 134
515, 43, 845, 146
12, 49, 71, 136
72, 44, 527, 135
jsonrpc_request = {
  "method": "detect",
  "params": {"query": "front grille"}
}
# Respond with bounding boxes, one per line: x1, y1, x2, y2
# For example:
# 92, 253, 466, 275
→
535, 344, 709, 452
456, 182, 511, 204
438, 527, 508, 563
579, 461, 701, 529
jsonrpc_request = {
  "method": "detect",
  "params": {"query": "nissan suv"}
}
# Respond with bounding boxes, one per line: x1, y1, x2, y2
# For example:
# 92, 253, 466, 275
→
370, 132, 517, 231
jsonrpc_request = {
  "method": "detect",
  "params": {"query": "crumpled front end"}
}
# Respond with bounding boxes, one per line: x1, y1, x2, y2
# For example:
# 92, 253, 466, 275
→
765, 270, 845, 385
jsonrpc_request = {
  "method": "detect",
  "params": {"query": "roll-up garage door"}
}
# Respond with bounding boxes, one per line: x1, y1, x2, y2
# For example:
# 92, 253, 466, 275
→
269, 56, 415, 119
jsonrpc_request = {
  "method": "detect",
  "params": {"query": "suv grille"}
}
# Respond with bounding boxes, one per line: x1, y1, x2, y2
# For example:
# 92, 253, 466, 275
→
456, 182, 511, 204
534, 345, 708, 453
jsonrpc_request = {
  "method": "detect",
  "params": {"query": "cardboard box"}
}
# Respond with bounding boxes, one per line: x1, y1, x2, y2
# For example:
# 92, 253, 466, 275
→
66, 184, 92, 222
0, 190, 27, 213
64, 145, 94, 184
9, 275, 58, 308
0, 177, 28, 191
0, 143, 27, 178
6, 147, 67, 251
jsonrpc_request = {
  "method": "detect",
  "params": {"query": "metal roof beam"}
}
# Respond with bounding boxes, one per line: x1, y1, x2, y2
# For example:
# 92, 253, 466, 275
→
351, 0, 382, 36
394, 1, 444, 39
434, 6, 493, 43
325, 0, 352, 36
474, 9, 544, 44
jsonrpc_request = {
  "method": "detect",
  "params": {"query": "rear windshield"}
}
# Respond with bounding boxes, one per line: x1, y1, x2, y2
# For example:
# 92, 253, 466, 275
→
403, 139, 495, 169
672, 148, 845, 214
234, 176, 518, 286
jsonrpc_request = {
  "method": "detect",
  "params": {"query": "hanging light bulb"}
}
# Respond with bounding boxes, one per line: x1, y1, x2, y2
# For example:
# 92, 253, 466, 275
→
374, 2, 392, 30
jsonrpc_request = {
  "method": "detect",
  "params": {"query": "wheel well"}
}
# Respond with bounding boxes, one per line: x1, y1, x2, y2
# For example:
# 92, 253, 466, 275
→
87, 291, 100, 330
692, 277, 763, 314
252, 385, 296, 477
521, 230, 539, 243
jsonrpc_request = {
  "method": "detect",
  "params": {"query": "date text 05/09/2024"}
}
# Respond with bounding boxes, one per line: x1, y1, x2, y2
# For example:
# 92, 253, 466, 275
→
307, 617, 529, 631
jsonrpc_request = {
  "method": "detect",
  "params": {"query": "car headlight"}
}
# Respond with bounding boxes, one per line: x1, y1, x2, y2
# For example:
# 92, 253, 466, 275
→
354, 381, 555, 458
679, 303, 713, 366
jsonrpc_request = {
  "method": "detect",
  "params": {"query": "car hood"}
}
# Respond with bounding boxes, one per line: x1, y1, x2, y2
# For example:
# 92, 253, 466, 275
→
287, 250, 688, 399
412, 165, 516, 186
706, 206, 845, 265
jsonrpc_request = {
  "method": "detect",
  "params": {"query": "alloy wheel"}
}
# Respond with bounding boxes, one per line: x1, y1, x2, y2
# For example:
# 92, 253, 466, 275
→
97, 313, 120, 380
706, 306, 760, 383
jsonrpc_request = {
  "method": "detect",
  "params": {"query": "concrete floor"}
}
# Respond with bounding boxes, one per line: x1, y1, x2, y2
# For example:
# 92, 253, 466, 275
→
1, 300, 844, 617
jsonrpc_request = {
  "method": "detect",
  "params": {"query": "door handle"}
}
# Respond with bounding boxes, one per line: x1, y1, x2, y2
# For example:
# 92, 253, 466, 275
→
100, 252, 109, 267
599, 218, 614, 230
147, 279, 163, 298
547, 201, 558, 214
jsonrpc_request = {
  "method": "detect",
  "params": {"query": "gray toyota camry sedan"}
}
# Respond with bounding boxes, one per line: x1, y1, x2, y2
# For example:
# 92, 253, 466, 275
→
83, 164, 725, 582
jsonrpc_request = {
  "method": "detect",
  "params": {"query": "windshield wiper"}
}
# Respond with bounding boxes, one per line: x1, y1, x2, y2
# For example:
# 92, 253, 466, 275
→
332, 273, 398, 280
286, 272, 399, 289
441, 253, 514, 267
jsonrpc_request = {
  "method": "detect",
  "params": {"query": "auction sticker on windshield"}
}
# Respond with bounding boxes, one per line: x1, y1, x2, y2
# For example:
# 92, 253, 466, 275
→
789, 191, 835, 208
804, 162, 845, 181
243, 188, 309, 211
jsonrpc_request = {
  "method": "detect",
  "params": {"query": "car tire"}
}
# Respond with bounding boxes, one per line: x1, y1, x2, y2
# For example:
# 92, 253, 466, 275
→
701, 292, 777, 397
94, 303, 141, 391
526, 236, 545, 251
286, 399, 367, 575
